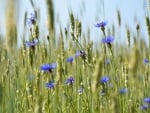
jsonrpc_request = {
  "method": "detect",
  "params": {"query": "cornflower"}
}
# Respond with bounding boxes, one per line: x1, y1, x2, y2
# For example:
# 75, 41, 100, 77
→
66, 56, 74, 63
25, 39, 38, 48
100, 76, 109, 84
65, 76, 75, 85
102, 36, 114, 44
94, 21, 108, 28
40, 63, 57, 72
144, 58, 149, 64
46, 81, 55, 89
95, 21, 108, 32
27, 13, 36, 26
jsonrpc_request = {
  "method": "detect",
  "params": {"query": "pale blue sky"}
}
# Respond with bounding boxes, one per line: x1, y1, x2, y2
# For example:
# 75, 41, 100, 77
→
0, 0, 149, 46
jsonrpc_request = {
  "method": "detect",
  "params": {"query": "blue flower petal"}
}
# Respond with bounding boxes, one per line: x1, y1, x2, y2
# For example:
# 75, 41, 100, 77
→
94, 21, 108, 27
140, 104, 149, 110
25, 39, 38, 47
27, 13, 36, 26
102, 36, 114, 44
75, 50, 86, 57
66, 57, 74, 63
40, 63, 56, 71
144, 58, 149, 64
100, 76, 109, 83
40, 64, 51, 71
51, 63, 57, 69
143, 98, 150, 103
65, 76, 75, 85
46, 81, 55, 89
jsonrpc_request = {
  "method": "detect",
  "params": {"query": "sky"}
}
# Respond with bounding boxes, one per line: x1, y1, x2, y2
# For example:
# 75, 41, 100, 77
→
0, 0, 149, 46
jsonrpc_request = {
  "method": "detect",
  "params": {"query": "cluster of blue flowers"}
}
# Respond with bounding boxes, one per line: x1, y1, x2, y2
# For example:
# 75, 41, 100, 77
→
100, 76, 128, 95
25, 15, 149, 100
25, 13, 38, 48
140, 97, 150, 110
95, 21, 114, 44
40, 50, 85, 90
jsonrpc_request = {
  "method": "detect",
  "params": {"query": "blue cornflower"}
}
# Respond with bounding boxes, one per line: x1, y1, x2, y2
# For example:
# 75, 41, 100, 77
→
100, 76, 109, 83
143, 98, 150, 103
75, 50, 81, 57
102, 36, 114, 44
46, 81, 55, 89
94, 21, 108, 28
27, 13, 36, 26
66, 56, 74, 63
119, 88, 128, 94
140, 104, 149, 110
65, 76, 75, 85
75, 50, 87, 60
144, 58, 149, 64
75, 50, 86, 57
25, 39, 38, 47
40, 63, 57, 72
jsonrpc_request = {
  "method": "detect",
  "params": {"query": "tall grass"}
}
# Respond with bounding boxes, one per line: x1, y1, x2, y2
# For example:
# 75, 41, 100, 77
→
0, 0, 150, 113
5, 0, 17, 53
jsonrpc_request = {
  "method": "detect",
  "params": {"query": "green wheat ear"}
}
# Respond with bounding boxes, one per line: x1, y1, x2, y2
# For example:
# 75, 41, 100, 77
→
128, 46, 141, 78
91, 57, 103, 93
146, 16, 150, 38
145, 16, 150, 48
5, 0, 17, 53
46, 0, 55, 34
126, 27, 130, 48
117, 10, 121, 26
33, 24, 39, 39
70, 12, 75, 32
